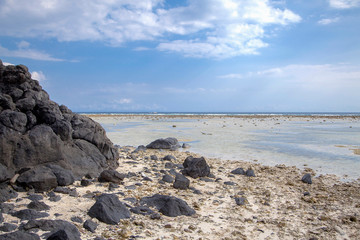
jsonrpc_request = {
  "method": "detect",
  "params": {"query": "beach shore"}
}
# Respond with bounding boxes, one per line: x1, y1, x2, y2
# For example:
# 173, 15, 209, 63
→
2, 146, 360, 239
1, 115, 359, 239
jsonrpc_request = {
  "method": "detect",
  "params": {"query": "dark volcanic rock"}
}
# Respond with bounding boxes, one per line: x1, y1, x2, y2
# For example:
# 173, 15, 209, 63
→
140, 194, 195, 217
16, 166, 58, 192
83, 219, 98, 233
12, 209, 49, 220
47, 165, 74, 186
173, 174, 190, 190
88, 194, 130, 224
130, 206, 155, 216
182, 156, 210, 179
231, 168, 245, 175
0, 60, 119, 190
0, 210, 3, 223
0, 231, 40, 240
245, 168, 256, 177
0, 223, 18, 232
146, 137, 180, 150
235, 197, 247, 206
98, 170, 125, 184
0, 183, 18, 202
162, 174, 174, 183
27, 201, 50, 211
301, 173, 312, 184
46, 229, 68, 240
20, 219, 80, 240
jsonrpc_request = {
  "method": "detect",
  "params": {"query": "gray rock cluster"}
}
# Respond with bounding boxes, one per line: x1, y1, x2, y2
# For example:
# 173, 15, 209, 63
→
0, 60, 119, 192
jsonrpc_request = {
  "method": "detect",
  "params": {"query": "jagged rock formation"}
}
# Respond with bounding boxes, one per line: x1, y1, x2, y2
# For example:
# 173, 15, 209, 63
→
0, 60, 119, 191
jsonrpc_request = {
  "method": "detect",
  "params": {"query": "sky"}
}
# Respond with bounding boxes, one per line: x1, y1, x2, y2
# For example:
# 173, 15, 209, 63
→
0, 0, 360, 113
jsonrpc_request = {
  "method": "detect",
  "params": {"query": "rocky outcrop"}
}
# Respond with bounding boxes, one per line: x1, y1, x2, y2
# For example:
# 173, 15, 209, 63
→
0, 60, 119, 192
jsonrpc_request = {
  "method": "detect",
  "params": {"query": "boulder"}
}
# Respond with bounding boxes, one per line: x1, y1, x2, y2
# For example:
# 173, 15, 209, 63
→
182, 156, 210, 179
173, 174, 190, 190
0, 60, 119, 186
46, 165, 75, 186
146, 138, 180, 150
0, 231, 40, 240
88, 194, 130, 224
140, 194, 195, 217
11, 209, 49, 220
16, 166, 58, 192
98, 170, 125, 184
0, 223, 18, 232
20, 219, 80, 240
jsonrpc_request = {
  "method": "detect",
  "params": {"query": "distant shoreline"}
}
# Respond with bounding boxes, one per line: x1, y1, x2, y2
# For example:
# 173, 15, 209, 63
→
83, 112, 360, 119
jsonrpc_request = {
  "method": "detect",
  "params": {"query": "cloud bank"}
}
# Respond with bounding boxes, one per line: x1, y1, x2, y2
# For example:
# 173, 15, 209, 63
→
0, 0, 301, 58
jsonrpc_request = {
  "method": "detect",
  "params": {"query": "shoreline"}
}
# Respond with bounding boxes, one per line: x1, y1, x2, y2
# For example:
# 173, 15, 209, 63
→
2, 147, 360, 239
84, 113, 360, 120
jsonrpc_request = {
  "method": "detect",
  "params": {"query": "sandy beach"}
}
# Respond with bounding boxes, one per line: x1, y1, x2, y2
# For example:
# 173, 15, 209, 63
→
2, 114, 360, 239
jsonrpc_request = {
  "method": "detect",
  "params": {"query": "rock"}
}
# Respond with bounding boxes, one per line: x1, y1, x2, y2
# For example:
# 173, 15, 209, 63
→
20, 219, 81, 240
162, 174, 174, 183
224, 181, 236, 186
0, 223, 18, 232
245, 168, 256, 177
27, 201, 50, 211
150, 155, 158, 160
146, 138, 180, 150
28, 194, 43, 201
163, 155, 176, 161
11, 209, 49, 220
182, 143, 191, 148
130, 206, 154, 216
0, 203, 15, 213
231, 168, 245, 175
165, 162, 175, 169
0, 231, 40, 240
182, 156, 210, 178
150, 212, 161, 220
47, 165, 75, 186
235, 197, 247, 206
16, 166, 58, 192
0, 183, 18, 202
88, 194, 131, 224
302, 173, 312, 184
83, 219, 98, 233
46, 230, 68, 240
140, 194, 195, 217
0, 61, 119, 183
0, 163, 11, 183
98, 170, 125, 183
0, 210, 3, 224
70, 216, 83, 224
80, 179, 91, 186
173, 174, 190, 190
0, 110, 27, 133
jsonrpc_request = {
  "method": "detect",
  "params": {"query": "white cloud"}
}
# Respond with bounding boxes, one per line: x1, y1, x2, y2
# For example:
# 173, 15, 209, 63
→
2, 62, 14, 66
113, 98, 132, 104
218, 73, 243, 79
318, 17, 340, 25
0, 44, 64, 61
0, 0, 301, 59
329, 0, 360, 9
31, 71, 46, 81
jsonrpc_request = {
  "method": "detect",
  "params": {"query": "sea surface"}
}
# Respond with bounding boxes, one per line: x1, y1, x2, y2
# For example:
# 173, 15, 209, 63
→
86, 112, 360, 180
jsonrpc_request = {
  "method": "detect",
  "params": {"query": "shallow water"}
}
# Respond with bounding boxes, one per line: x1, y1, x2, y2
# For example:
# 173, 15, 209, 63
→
95, 116, 360, 180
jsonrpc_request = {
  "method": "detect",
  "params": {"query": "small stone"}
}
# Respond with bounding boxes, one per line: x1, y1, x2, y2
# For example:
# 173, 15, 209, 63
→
27, 201, 50, 211
231, 168, 245, 175
224, 181, 236, 186
150, 155, 158, 160
81, 179, 92, 186
235, 197, 247, 206
83, 219, 98, 233
301, 173, 312, 184
71, 216, 83, 223
245, 168, 255, 177
162, 174, 174, 183
150, 212, 161, 220
164, 224, 172, 228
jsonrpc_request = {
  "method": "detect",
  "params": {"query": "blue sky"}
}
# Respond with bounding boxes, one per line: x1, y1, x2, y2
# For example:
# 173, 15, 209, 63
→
1, 0, 359, 112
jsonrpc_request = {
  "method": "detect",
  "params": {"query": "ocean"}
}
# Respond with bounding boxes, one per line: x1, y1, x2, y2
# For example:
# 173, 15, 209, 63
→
87, 112, 360, 180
